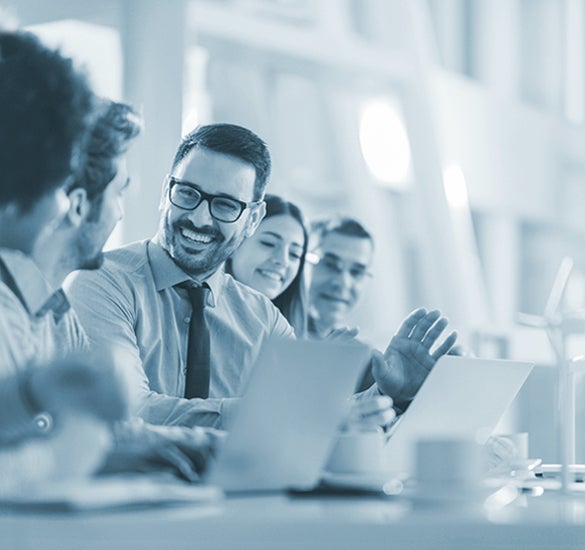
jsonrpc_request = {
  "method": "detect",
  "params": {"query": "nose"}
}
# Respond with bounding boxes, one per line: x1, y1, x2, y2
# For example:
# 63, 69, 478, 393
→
187, 198, 214, 226
270, 244, 288, 266
331, 268, 353, 292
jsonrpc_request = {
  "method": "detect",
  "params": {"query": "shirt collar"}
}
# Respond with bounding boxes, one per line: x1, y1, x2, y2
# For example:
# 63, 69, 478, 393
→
147, 238, 222, 307
0, 248, 70, 320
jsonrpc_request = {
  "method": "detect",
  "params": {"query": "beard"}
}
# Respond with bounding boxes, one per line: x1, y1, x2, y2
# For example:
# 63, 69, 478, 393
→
161, 214, 248, 278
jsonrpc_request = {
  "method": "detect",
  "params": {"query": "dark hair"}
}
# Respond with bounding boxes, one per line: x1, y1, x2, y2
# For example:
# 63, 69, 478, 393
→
311, 215, 374, 248
70, 99, 141, 220
172, 123, 271, 200
0, 30, 94, 210
227, 194, 309, 337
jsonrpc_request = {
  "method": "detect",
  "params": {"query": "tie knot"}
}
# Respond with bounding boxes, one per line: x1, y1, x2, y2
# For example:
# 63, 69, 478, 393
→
178, 282, 209, 309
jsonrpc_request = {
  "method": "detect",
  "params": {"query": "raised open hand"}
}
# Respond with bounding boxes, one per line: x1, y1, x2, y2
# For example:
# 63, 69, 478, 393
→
373, 308, 457, 410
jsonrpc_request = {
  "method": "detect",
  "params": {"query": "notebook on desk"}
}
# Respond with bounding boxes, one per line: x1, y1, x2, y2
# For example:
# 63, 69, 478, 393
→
383, 355, 534, 476
204, 337, 370, 492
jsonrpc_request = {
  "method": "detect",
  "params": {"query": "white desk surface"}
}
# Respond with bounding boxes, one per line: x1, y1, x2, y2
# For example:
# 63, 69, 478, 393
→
2, 489, 585, 550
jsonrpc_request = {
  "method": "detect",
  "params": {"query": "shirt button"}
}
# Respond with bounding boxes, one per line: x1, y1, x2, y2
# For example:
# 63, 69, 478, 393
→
184, 316, 190, 324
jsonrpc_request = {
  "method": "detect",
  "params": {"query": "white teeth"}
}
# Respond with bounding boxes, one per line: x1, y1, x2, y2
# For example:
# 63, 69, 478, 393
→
181, 228, 213, 244
258, 270, 283, 282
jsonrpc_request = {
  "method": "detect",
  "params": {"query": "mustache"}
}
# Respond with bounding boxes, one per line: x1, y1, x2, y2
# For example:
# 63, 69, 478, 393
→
174, 219, 223, 241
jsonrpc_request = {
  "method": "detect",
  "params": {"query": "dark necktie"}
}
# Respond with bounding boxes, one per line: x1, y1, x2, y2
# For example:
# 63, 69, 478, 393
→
179, 282, 211, 399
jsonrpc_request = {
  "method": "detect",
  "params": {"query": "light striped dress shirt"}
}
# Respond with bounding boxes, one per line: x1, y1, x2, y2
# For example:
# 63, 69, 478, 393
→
66, 238, 294, 429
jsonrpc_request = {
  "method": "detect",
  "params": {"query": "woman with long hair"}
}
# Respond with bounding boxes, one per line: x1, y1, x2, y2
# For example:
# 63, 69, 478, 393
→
225, 194, 309, 337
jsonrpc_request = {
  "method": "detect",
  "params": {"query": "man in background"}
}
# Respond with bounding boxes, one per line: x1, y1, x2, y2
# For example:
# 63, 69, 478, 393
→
307, 216, 374, 340
308, 215, 465, 403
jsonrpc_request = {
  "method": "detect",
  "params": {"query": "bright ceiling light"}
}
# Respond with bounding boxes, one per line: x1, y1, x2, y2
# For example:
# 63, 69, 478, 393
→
443, 164, 469, 209
359, 99, 412, 188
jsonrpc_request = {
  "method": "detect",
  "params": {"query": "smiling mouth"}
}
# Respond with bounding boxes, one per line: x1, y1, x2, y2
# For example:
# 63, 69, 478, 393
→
180, 227, 215, 245
257, 269, 284, 283
319, 293, 349, 305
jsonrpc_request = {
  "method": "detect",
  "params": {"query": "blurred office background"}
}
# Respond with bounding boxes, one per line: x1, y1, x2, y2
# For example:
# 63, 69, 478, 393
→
3, 0, 585, 462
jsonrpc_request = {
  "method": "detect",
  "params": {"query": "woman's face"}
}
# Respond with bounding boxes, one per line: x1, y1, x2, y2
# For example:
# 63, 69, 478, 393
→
230, 214, 305, 299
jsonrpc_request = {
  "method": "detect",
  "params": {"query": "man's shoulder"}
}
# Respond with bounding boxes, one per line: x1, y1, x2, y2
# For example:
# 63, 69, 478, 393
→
102, 240, 150, 273
219, 272, 293, 338
66, 240, 151, 296
0, 280, 29, 325
220, 271, 276, 310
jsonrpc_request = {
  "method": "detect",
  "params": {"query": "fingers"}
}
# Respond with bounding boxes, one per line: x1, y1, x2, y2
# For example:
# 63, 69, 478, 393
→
353, 395, 393, 416
155, 446, 201, 482
394, 308, 427, 338
410, 309, 441, 342
395, 309, 457, 358
346, 395, 396, 431
358, 407, 396, 430
175, 442, 209, 474
420, 316, 448, 349
431, 330, 458, 359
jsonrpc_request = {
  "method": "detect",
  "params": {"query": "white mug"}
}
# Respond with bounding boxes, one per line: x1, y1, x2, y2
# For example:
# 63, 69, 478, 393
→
416, 438, 485, 490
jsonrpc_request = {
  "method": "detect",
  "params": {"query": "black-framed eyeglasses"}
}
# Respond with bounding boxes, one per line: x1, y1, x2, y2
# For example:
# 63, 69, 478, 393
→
306, 252, 372, 282
167, 175, 261, 223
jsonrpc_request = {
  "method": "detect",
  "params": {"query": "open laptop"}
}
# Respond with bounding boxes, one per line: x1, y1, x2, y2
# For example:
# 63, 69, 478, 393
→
204, 337, 371, 492
322, 355, 534, 487
382, 355, 534, 476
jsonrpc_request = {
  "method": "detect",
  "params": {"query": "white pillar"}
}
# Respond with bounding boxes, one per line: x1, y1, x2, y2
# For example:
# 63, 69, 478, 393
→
121, 0, 186, 243
470, 0, 521, 98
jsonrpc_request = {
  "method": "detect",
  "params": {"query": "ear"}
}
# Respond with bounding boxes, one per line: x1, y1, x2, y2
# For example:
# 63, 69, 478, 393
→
244, 200, 266, 238
159, 176, 170, 212
66, 187, 91, 227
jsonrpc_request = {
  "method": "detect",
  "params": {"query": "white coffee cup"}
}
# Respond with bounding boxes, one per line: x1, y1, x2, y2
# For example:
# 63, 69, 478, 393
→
413, 438, 487, 512
416, 438, 485, 490
325, 430, 387, 473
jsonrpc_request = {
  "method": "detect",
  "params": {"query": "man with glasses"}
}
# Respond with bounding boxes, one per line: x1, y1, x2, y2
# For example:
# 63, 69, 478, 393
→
68, 123, 292, 429
306, 217, 379, 393
307, 217, 374, 341
69, 122, 457, 431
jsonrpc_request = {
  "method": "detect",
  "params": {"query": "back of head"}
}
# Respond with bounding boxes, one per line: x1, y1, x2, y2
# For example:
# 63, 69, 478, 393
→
172, 123, 271, 200
70, 99, 142, 214
0, 30, 94, 211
